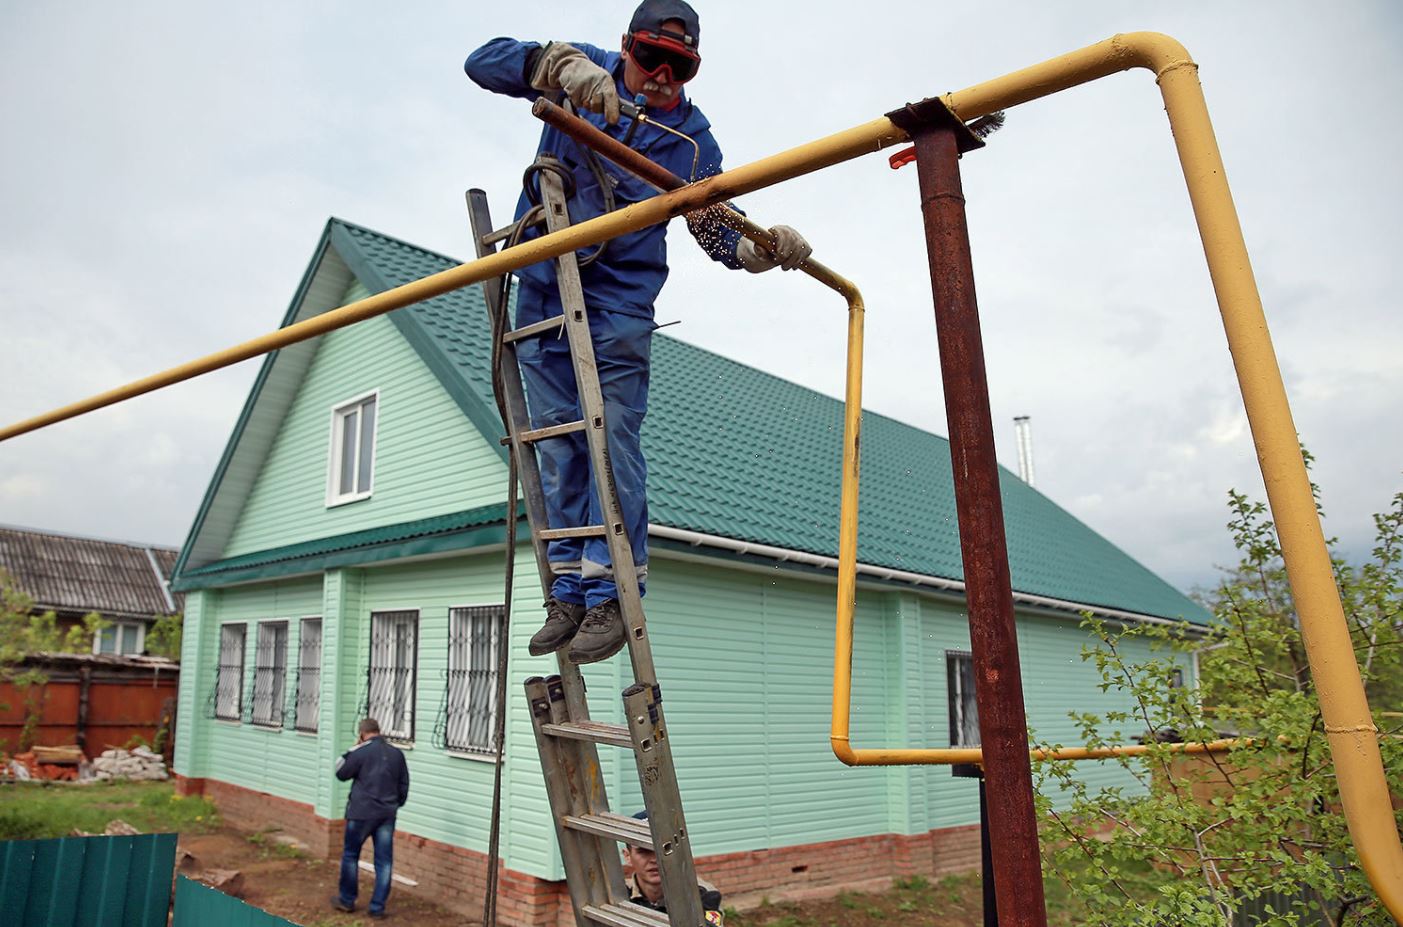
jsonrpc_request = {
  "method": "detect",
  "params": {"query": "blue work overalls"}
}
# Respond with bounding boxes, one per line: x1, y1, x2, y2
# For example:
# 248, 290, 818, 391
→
466, 39, 743, 607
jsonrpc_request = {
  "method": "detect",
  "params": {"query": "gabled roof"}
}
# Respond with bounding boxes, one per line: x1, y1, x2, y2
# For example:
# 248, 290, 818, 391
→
177, 218, 1207, 623
0, 524, 181, 619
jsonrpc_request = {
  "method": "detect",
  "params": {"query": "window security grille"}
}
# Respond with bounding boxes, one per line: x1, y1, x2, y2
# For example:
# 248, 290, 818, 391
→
947, 650, 982, 779
947, 650, 980, 747
367, 611, 418, 741
215, 624, 246, 721
251, 622, 288, 727
294, 618, 323, 732
444, 605, 504, 753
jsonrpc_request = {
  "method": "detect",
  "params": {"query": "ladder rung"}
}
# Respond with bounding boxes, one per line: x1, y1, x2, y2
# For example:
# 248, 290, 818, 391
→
541, 720, 633, 749
563, 812, 653, 850
581, 902, 671, 927
539, 525, 607, 540
479, 225, 517, 246
520, 420, 588, 443
504, 314, 567, 343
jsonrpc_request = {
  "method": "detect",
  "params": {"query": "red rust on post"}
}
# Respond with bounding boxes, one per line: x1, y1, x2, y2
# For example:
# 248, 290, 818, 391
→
908, 124, 1049, 927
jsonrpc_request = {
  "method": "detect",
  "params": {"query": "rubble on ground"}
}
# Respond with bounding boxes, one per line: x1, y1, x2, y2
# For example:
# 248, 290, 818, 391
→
93, 746, 168, 781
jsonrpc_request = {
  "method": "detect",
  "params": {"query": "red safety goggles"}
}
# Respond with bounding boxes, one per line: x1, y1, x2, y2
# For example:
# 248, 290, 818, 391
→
624, 29, 701, 84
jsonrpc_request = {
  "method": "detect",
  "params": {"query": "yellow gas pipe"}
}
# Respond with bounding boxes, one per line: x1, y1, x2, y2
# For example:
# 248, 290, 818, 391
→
2, 30, 1397, 919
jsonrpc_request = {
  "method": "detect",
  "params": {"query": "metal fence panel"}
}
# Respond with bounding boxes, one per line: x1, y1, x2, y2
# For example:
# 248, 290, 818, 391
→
0, 832, 177, 927
172, 875, 300, 926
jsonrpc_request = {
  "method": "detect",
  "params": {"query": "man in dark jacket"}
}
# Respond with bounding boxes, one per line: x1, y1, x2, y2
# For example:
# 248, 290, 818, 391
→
331, 718, 409, 918
465, 0, 812, 666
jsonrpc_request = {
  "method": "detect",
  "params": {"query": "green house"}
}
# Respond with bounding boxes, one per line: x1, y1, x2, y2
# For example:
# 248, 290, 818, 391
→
170, 218, 1206, 922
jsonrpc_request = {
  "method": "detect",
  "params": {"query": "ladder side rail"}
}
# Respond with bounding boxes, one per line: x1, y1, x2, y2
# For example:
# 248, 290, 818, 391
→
554, 659, 631, 902
534, 169, 659, 686
466, 188, 555, 595
526, 676, 604, 927
622, 683, 703, 927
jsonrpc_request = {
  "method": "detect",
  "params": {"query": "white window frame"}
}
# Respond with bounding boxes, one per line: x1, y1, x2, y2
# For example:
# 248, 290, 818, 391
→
326, 389, 380, 507
368, 610, 418, 742
445, 604, 505, 756
93, 620, 146, 656
946, 650, 980, 748
251, 620, 289, 728
294, 617, 323, 733
215, 623, 247, 722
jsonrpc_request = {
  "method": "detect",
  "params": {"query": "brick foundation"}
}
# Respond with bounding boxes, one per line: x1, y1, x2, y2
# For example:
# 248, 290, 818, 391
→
198, 778, 981, 925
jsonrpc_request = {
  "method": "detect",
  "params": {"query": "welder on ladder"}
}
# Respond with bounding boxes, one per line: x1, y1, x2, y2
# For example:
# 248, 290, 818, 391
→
464, 0, 814, 664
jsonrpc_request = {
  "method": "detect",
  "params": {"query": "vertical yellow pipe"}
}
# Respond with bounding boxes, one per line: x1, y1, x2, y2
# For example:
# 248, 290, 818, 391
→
940, 33, 1403, 917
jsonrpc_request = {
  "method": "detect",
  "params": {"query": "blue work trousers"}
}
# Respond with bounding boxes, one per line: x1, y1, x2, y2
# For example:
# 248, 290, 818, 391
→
514, 282, 652, 608
338, 817, 395, 915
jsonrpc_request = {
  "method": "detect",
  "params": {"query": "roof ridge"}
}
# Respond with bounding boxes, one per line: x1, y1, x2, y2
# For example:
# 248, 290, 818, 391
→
0, 522, 178, 552
329, 217, 465, 272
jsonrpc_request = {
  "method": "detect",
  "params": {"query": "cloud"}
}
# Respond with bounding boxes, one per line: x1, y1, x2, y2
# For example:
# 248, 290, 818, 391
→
1, 0, 1400, 595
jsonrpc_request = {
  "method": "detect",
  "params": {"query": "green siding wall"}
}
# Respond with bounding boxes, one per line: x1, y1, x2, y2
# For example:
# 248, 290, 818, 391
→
222, 281, 505, 558
175, 550, 1189, 882
174, 577, 324, 805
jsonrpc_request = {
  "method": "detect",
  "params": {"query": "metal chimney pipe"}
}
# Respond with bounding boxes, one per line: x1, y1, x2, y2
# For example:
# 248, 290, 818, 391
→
1013, 416, 1035, 486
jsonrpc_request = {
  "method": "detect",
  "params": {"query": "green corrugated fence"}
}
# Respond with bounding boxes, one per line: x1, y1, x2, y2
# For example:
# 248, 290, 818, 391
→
172, 876, 299, 926
0, 832, 178, 927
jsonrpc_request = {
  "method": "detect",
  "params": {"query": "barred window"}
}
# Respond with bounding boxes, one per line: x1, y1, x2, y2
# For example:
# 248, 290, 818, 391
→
251, 621, 288, 727
368, 610, 418, 741
215, 624, 246, 721
445, 605, 504, 754
947, 650, 980, 747
295, 618, 323, 732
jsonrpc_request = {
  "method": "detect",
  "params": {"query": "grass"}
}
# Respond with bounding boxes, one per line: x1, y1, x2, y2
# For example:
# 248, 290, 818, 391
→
0, 780, 219, 840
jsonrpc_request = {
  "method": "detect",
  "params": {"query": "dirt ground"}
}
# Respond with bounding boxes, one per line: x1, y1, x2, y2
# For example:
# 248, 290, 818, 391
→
178, 830, 468, 927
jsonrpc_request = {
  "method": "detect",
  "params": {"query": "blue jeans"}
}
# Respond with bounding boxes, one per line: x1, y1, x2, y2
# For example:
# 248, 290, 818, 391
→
338, 817, 395, 914
514, 282, 653, 608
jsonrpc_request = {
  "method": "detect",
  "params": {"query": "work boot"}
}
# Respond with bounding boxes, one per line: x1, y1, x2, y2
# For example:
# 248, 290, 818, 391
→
567, 600, 628, 664
529, 597, 585, 656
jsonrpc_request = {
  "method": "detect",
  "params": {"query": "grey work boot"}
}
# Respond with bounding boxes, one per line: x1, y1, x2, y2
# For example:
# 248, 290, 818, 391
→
528, 597, 585, 656
566, 600, 629, 664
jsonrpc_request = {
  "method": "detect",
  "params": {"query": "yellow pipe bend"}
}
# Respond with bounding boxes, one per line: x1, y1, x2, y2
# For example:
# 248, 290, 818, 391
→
826, 31, 1403, 919
0, 27, 1392, 917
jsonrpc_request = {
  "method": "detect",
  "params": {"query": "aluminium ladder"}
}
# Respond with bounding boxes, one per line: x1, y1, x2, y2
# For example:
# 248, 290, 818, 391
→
467, 158, 706, 927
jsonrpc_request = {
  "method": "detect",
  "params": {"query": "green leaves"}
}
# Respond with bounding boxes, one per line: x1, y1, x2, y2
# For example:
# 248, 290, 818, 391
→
1033, 469, 1403, 925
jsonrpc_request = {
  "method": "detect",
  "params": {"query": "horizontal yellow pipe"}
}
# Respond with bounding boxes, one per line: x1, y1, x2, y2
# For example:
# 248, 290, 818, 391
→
3, 25, 1394, 919
0, 118, 901, 443
822, 31, 1403, 919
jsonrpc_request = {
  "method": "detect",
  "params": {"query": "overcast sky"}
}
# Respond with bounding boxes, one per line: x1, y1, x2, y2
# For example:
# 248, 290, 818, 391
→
1, 2, 1399, 596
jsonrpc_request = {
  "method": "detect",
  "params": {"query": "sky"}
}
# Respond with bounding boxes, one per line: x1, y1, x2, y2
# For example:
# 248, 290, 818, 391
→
1, 1, 1399, 596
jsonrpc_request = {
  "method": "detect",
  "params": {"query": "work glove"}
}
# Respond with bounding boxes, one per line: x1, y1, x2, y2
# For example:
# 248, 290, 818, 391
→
736, 226, 812, 273
530, 42, 621, 124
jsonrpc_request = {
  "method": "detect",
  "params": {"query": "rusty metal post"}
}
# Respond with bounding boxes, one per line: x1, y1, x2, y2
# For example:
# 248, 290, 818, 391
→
892, 100, 1048, 927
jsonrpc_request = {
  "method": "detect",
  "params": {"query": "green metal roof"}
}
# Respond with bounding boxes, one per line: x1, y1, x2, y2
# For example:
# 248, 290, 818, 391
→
313, 219, 1206, 624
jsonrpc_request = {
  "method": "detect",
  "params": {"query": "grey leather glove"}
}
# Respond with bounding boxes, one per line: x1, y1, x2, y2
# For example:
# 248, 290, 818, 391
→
736, 225, 813, 273
530, 42, 621, 124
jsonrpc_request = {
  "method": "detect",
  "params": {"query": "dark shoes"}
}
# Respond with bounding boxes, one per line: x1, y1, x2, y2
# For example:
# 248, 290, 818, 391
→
369, 911, 390, 920
567, 600, 629, 665
528, 597, 585, 656
329, 896, 355, 913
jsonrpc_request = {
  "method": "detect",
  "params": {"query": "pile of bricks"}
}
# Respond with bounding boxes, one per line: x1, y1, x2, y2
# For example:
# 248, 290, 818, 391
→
7, 745, 84, 781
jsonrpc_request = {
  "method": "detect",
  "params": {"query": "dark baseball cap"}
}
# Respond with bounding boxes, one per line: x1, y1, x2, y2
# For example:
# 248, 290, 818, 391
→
629, 0, 701, 49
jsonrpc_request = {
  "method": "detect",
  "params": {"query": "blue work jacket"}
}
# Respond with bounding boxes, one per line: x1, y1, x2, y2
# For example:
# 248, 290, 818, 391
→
335, 736, 410, 823
465, 38, 744, 319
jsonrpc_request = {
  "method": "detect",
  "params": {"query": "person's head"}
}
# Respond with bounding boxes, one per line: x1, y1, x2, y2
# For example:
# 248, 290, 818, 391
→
620, 0, 701, 109
623, 810, 663, 902
358, 718, 381, 741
